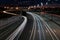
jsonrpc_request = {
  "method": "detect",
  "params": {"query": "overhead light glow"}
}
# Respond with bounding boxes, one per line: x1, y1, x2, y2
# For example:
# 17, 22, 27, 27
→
41, 2, 43, 6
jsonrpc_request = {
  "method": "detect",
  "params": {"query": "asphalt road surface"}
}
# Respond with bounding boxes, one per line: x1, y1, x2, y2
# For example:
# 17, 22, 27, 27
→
0, 15, 24, 40
6, 16, 27, 40
26, 12, 60, 40
41, 14, 60, 40
18, 13, 34, 40
0, 12, 60, 40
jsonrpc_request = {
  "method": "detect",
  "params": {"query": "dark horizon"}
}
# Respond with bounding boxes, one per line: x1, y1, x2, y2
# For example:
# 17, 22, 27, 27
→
0, 0, 60, 6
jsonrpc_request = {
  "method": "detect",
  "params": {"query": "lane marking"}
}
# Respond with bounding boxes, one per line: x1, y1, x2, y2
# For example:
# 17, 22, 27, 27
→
37, 15, 59, 40
6, 16, 27, 40
27, 12, 36, 40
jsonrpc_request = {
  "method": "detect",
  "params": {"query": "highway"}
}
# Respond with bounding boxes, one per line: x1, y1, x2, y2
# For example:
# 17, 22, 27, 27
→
26, 12, 60, 40
41, 13, 60, 40
0, 11, 60, 40
18, 12, 34, 40
43, 14, 60, 25
6, 16, 27, 40
0, 12, 27, 40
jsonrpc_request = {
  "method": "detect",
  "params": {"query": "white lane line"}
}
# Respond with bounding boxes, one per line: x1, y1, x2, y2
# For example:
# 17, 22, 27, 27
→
32, 14, 36, 40
38, 21, 42, 40
35, 14, 55, 40
36, 15, 46, 40
35, 15, 45, 40
6, 16, 27, 40
37, 15, 55, 40
37, 20, 42, 40
44, 20, 59, 40
44, 23, 55, 40
27, 12, 53, 40
37, 15, 59, 40
34, 15, 42, 40
53, 29, 56, 33
27, 12, 36, 40
46, 30, 48, 33
27, 12, 59, 40
38, 14, 55, 40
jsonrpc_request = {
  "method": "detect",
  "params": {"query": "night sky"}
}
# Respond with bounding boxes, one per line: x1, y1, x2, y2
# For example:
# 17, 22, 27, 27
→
0, 0, 60, 6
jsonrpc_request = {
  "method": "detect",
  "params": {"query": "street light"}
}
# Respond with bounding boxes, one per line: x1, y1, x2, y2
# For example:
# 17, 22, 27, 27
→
46, 2, 48, 5
28, 7, 30, 10
4, 7, 6, 9
41, 2, 43, 6
10, 7, 13, 9
37, 4, 39, 7
16, 7, 19, 10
